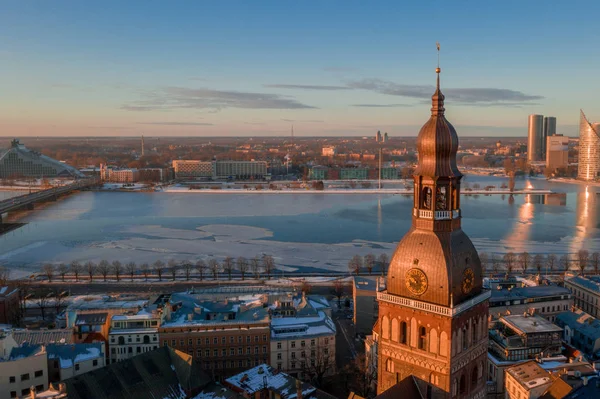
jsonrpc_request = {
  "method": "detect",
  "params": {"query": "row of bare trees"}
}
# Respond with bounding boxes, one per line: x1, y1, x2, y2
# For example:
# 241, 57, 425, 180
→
40, 255, 277, 282
479, 250, 600, 275
348, 253, 389, 275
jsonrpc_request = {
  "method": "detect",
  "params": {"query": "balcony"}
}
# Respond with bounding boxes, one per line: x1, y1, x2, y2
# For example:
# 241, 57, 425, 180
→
416, 209, 460, 220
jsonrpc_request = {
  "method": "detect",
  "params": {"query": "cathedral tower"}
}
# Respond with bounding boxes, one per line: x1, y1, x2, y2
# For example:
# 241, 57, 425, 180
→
375, 59, 489, 398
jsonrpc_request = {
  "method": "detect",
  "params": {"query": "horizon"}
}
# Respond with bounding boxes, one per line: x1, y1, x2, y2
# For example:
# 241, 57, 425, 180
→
1, 1, 599, 137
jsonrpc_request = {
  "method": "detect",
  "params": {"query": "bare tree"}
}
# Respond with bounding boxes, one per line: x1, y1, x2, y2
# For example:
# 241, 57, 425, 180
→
195, 260, 206, 281
237, 257, 248, 280
35, 292, 50, 321
302, 349, 333, 388
503, 252, 516, 274
70, 261, 82, 282
85, 261, 96, 282
167, 259, 178, 281
222, 256, 235, 280
140, 263, 150, 281
125, 262, 137, 281
153, 260, 165, 281
592, 252, 600, 274
348, 255, 363, 275
578, 250, 590, 275
262, 255, 274, 280
97, 260, 110, 282
546, 254, 557, 272
112, 261, 122, 282
479, 253, 489, 274
533, 254, 544, 274
518, 252, 531, 273
182, 260, 192, 281
560, 254, 571, 271
42, 264, 55, 283
0, 265, 10, 286
251, 256, 261, 279
52, 290, 68, 316
208, 259, 220, 280
344, 354, 377, 399
57, 263, 68, 282
378, 253, 389, 275
331, 279, 347, 308
363, 254, 376, 275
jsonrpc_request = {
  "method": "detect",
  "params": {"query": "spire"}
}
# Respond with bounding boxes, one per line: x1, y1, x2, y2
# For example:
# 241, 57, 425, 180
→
431, 42, 445, 116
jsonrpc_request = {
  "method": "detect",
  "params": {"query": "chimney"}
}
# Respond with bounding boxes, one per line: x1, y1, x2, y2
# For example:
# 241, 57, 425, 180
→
296, 379, 302, 399
58, 383, 67, 394
29, 386, 36, 399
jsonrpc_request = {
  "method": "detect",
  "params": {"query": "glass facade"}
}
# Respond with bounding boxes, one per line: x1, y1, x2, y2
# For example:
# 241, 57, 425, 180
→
578, 111, 600, 181
0, 140, 83, 179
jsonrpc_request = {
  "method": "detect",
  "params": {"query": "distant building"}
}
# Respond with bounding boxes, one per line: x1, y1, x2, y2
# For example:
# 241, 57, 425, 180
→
489, 285, 572, 322
100, 165, 140, 183
0, 139, 84, 179
172, 160, 214, 179
556, 309, 600, 356
269, 294, 336, 379
528, 114, 544, 162
0, 285, 19, 325
340, 168, 368, 180
225, 363, 337, 399
564, 275, 600, 319
138, 167, 171, 182
505, 361, 553, 399
321, 146, 336, 157
108, 310, 162, 363
352, 277, 380, 336
309, 166, 328, 180
375, 131, 382, 142
578, 111, 600, 181
542, 116, 557, 156
383, 132, 389, 143
546, 134, 569, 170
214, 161, 268, 180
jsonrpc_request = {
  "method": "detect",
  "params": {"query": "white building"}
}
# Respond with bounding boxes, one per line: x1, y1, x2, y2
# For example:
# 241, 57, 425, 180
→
108, 311, 162, 363
269, 294, 336, 380
322, 146, 337, 157
100, 165, 140, 183
172, 160, 214, 179
46, 343, 105, 381
0, 332, 48, 399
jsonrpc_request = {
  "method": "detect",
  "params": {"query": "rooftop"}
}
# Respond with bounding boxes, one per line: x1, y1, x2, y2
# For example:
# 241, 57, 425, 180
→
9, 343, 46, 360
501, 315, 563, 334
556, 310, 600, 341
567, 276, 600, 293
490, 285, 571, 304
12, 329, 74, 346
353, 276, 379, 292
46, 343, 103, 369
271, 310, 336, 340
67, 295, 148, 311
507, 360, 553, 391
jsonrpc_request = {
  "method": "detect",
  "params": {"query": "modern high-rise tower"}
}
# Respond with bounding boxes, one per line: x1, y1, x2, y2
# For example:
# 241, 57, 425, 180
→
375, 64, 488, 398
578, 110, 600, 181
527, 114, 544, 162
542, 116, 556, 158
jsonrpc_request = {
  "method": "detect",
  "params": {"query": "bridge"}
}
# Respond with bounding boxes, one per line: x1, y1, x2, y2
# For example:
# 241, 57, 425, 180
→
0, 179, 100, 223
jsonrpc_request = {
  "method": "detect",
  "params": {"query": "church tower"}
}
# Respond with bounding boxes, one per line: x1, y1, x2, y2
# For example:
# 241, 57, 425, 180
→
375, 57, 489, 398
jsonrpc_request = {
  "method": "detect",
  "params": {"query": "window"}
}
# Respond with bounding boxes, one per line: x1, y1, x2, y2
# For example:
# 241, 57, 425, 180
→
301, 340, 305, 347
311, 339, 315, 346
222, 349, 227, 356
246, 336, 251, 343
205, 338, 210, 345
75, 364, 80, 371
10, 392, 16, 398
324, 348, 328, 355
171, 339, 176, 346
93, 359, 98, 366
213, 337, 218, 344
459, 375, 466, 394
277, 353, 282, 360
22, 389, 30, 396
247, 347, 251, 354
9, 376, 15, 383
263, 346, 267, 354
301, 351, 306, 358
385, 358, 394, 373
238, 348, 243, 355
254, 336, 259, 342
221, 337, 226, 344
277, 342, 282, 349
205, 349, 210, 357
230, 336, 235, 343
324, 338, 329, 345
471, 367, 478, 387
238, 336, 242, 343
21, 373, 30, 382
291, 341, 296, 348
230, 348, 235, 356
263, 334, 267, 342
213, 349, 218, 356
400, 321, 407, 344
311, 350, 315, 357
292, 352, 296, 359
255, 346, 259, 354
180, 339, 184, 346
197, 349, 202, 357
277, 363, 282, 370
291, 361, 296, 369
418, 326, 427, 350
34, 369, 44, 378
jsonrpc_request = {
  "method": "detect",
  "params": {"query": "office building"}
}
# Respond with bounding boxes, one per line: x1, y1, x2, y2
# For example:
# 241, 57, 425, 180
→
504, 361, 553, 399
0, 285, 20, 325
0, 139, 84, 179
100, 165, 140, 183
542, 116, 557, 156
214, 160, 268, 180
158, 292, 271, 380
376, 131, 382, 142
546, 134, 569, 170
556, 309, 600, 356
578, 110, 600, 181
352, 277, 380, 336
269, 294, 336, 379
375, 66, 489, 398
528, 114, 544, 162
564, 275, 600, 319
172, 160, 214, 179
489, 285, 572, 322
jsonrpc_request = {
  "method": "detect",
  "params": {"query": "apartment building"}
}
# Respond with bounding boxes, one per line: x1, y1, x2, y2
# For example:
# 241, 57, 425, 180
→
108, 311, 162, 363
489, 285, 573, 322
565, 275, 600, 318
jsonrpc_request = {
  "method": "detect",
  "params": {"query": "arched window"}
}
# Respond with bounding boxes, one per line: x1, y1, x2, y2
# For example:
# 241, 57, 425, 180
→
436, 186, 447, 210
472, 319, 478, 343
418, 326, 427, 350
462, 326, 468, 350
471, 366, 478, 388
118, 336, 125, 345
400, 321, 408, 344
455, 329, 462, 354
439, 331, 448, 357
479, 361, 484, 379
410, 318, 418, 347
143, 335, 150, 344
452, 378, 458, 397
385, 358, 395, 373
429, 328, 438, 354
459, 375, 467, 394
391, 318, 399, 342
422, 187, 432, 210
382, 316, 390, 340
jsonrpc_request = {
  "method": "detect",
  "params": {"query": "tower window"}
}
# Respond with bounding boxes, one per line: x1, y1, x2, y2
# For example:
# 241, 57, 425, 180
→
400, 322, 407, 344
460, 375, 467, 394
385, 358, 394, 373
436, 186, 447, 210
462, 326, 468, 350
418, 326, 427, 350
413, 259, 419, 265
422, 187, 432, 209
471, 367, 478, 388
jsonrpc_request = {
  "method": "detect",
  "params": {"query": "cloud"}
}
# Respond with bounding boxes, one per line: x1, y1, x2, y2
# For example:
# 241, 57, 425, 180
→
351, 103, 414, 108
347, 78, 543, 106
264, 84, 351, 91
122, 87, 316, 111
280, 119, 325, 123
136, 122, 214, 126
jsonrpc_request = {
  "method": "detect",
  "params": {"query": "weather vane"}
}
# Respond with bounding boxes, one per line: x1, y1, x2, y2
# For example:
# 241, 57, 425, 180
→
436, 42, 441, 71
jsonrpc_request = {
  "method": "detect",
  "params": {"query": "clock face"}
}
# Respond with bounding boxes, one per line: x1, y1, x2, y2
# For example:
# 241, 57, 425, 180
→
406, 268, 428, 296
462, 268, 475, 294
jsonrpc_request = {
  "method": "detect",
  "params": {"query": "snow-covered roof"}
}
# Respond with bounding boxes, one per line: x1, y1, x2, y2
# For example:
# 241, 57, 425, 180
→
12, 329, 74, 346
271, 310, 336, 340
47, 343, 103, 369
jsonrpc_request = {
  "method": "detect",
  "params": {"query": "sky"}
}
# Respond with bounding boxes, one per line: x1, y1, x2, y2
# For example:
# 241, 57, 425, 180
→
1, 1, 599, 138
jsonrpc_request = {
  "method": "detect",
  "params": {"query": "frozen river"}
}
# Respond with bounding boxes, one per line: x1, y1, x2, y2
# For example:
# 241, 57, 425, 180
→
1, 175, 599, 277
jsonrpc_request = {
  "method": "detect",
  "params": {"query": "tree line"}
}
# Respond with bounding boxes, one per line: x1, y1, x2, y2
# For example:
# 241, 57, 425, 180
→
480, 250, 600, 275
38, 255, 276, 283
347, 253, 389, 275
